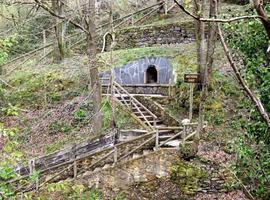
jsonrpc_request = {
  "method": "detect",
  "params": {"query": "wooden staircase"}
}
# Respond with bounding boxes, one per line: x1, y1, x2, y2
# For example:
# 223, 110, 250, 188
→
111, 81, 180, 147
7, 82, 199, 194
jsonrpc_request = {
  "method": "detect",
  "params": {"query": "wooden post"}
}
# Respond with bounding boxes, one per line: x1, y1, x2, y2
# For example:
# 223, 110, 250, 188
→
29, 159, 35, 175
182, 125, 187, 145
113, 146, 118, 165
155, 130, 159, 150
36, 177, 39, 191
43, 30, 46, 56
131, 14, 134, 26
29, 159, 39, 190
189, 83, 194, 121
73, 160, 77, 178
165, 0, 168, 15
155, 122, 159, 150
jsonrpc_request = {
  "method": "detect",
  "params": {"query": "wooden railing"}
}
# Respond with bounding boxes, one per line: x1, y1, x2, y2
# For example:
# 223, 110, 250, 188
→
112, 81, 158, 130
6, 121, 199, 194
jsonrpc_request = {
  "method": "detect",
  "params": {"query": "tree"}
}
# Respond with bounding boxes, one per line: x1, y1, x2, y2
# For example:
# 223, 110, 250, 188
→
34, 0, 103, 135
194, 0, 206, 88
253, 0, 270, 39
195, 0, 218, 138
51, 0, 67, 62
86, 0, 103, 136
174, 0, 270, 131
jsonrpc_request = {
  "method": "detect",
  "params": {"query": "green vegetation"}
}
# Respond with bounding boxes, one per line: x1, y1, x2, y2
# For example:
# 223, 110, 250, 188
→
100, 44, 193, 69
45, 140, 66, 154
0, 0, 270, 199
0, 124, 21, 198
171, 161, 206, 195
6, 70, 76, 108
223, 6, 270, 199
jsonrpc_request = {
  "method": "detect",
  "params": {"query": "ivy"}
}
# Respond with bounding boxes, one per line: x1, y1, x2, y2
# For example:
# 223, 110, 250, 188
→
224, 5, 270, 198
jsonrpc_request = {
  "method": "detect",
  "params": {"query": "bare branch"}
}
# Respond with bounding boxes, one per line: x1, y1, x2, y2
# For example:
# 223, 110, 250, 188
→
173, 0, 263, 23
217, 25, 270, 129
33, 0, 88, 33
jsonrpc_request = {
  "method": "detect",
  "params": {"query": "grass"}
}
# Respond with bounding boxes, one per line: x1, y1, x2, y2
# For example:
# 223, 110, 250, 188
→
100, 43, 197, 70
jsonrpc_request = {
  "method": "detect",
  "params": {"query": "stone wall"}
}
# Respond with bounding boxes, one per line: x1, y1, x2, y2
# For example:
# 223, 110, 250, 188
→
72, 148, 236, 199
102, 84, 174, 96
100, 57, 175, 85
114, 21, 195, 50
75, 149, 178, 191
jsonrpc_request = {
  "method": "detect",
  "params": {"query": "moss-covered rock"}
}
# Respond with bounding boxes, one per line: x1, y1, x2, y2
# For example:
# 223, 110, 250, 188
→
179, 142, 199, 161
170, 161, 206, 196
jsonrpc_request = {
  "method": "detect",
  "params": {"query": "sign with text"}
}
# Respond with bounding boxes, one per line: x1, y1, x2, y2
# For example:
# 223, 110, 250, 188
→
184, 73, 201, 83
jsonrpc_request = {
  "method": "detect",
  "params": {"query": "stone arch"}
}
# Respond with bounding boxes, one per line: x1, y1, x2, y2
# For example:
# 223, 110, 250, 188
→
145, 65, 159, 84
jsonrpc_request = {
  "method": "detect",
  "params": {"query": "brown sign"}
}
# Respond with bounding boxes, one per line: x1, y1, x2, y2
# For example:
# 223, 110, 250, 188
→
184, 73, 201, 83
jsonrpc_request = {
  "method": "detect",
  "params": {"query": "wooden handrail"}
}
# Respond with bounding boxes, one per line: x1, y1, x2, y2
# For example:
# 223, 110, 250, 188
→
113, 81, 157, 120
77, 150, 114, 177
8, 131, 155, 185
167, 2, 177, 12
114, 86, 130, 108
158, 130, 183, 148
118, 135, 155, 162
133, 6, 160, 25
99, 1, 165, 30
157, 126, 183, 130
131, 99, 154, 129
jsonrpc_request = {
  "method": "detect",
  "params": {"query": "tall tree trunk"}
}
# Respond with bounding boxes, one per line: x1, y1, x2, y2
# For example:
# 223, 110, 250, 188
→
51, 0, 66, 62
194, 0, 206, 89
196, 0, 218, 138
87, 0, 102, 136
206, 0, 218, 75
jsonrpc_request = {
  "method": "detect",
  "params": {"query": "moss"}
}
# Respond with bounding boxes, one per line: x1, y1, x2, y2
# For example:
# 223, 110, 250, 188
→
119, 20, 195, 32
45, 140, 66, 154
100, 42, 197, 71
7, 70, 75, 108
171, 161, 206, 196
179, 142, 199, 161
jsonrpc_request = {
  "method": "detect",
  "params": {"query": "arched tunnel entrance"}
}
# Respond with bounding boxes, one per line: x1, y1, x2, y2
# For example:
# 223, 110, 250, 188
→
145, 65, 158, 84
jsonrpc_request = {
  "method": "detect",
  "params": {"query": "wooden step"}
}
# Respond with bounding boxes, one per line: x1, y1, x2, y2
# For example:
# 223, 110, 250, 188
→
131, 105, 144, 109
158, 135, 181, 142
102, 164, 110, 169
134, 111, 149, 115
143, 150, 151, 155
158, 129, 175, 134
93, 167, 101, 172
138, 115, 154, 119
132, 153, 141, 159
145, 120, 163, 125
160, 140, 180, 147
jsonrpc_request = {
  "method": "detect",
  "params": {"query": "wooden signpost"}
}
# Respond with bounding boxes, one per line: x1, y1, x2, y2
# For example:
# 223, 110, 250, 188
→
184, 73, 201, 121
184, 73, 201, 83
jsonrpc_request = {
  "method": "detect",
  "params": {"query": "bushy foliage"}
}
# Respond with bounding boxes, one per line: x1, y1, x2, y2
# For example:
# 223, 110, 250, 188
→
0, 36, 18, 67
224, 6, 270, 198
10, 15, 52, 56
0, 124, 21, 198
7, 71, 74, 108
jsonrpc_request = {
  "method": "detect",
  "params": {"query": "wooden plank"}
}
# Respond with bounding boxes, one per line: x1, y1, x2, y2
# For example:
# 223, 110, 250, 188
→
118, 135, 155, 161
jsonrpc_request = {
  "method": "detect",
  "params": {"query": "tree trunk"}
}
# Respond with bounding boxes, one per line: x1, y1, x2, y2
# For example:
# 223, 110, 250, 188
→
206, 0, 218, 75
51, 0, 66, 62
194, 0, 206, 89
253, 0, 270, 39
196, 0, 218, 138
87, 0, 102, 136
